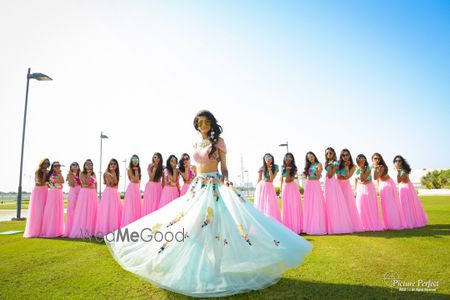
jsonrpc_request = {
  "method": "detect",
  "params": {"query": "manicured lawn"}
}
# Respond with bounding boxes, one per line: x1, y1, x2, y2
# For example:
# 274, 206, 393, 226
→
0, 196, 449, 299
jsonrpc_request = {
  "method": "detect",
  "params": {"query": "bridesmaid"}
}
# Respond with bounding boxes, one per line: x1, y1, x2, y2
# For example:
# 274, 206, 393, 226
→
354, 154, 384, 231
69, 159, 98, 238
255, 153, 281, 222
179, 153, 197, 196
96, 159, 122, 237
394, 155, 428, 228
24, 158, 50, 238
41, 161, 65, 237
158, 155, 181, 208
143, 152, 164, 215
280, 152, 303, 233
121, 154, 142, 227
372, 153, 407, 230
64, 162, 81, 237
302, 152, 327, 235
337, 149, 364, 232
323, 147, 354, 234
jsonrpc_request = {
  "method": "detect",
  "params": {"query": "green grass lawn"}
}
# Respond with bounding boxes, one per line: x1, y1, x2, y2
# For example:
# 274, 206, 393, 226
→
0, 196, 449, 299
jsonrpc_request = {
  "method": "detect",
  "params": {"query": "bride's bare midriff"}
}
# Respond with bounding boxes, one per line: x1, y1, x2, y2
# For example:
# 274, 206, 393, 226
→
197, 161, 219, 174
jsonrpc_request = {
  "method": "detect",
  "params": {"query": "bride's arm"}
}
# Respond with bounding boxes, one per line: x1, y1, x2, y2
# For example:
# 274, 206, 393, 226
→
219, 149, 231, 185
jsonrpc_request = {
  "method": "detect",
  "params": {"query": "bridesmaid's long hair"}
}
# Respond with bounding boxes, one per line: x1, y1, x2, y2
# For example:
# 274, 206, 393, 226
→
46, 161, 60, 182
355, 154, 369, 168
152, 152, 164, 181
178, 153, 190, 173
193, 110, 223, 158
282, 152, 297, 177
393, 155, 411, 174
106, 158, 120, 179
129, 154, 141, 180
35, 158, 50, 181
338, 149, 355, 171
166, 155, 178, 176
372, 153, 388, 176
82, 159, 96, 176
303, 151, 319, 177
262, 153, 276, 178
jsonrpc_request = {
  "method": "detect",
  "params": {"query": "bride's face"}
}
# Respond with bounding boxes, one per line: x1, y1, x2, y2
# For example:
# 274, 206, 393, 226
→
197, 116, 211, 135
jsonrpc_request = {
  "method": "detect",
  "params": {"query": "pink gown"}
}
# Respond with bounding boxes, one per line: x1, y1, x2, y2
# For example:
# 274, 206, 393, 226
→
68, 175, 98, 238
336, 167, 364, 232
302, 163, 327, 235
23, 174, 48, 238
180, 169, 196, 196
323, 162, 354, 234
378, 171, 407, 230
41, 173, 65, 237
121, 179, 142, 227
255, 166, 282, 222
96, 173, 123, 236
64, 174, 81, 237
143, 166, 163, 215
398, 171, 428, 228
158, 169, 180, 209
281, 169, 303, 233
355, 167, 384, 231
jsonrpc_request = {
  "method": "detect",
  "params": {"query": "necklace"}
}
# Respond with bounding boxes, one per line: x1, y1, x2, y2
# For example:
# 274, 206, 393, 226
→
198, 138, 211, 148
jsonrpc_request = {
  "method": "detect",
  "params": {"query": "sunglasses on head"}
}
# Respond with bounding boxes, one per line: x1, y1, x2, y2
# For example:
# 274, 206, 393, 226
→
197, 119, 211, 127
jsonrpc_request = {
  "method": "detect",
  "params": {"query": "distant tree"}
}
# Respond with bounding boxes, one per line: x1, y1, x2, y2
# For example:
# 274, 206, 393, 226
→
421, 169, 450, 189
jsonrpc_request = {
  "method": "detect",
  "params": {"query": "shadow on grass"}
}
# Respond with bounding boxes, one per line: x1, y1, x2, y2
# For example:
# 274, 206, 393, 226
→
350, 224, 450, 239
222, 277, 449, 300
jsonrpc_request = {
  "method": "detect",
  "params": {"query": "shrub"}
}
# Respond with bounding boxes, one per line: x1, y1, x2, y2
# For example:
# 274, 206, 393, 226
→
421, 169, 450, 189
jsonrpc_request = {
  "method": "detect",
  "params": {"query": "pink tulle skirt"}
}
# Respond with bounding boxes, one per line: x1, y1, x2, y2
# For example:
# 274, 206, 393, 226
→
143, 181, 163, 215
24, 186, 48, 238
337, 179, 364, 232
158, 186, 180, 209
255, 181, 281, 222
379, 178, 407, 230
121, 183, 142, 227
355, 182, 384, 231
324, 177, 354, 234
398, 182, 428, 228
63, 185, 81, 237
95, 187, 122, 237
281, 181, 303, 233
68, 188, 98, 238
302, 180, 327, 235
180, 183, 190, 196
41, 189, 65, 237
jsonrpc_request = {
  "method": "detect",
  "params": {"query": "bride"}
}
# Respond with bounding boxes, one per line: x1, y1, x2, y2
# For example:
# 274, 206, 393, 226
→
105, 110, 312, 297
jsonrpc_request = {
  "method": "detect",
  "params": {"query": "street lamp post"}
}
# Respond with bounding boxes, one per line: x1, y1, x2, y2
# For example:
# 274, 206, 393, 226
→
123, 159, 127, 194
99, 132, 109, 199
244, 170, 249, 197
279, 141, 289, 153
13, 68, 52, 221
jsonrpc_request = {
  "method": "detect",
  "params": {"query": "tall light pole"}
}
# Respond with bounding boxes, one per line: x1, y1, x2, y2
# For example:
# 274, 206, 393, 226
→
279, 141, 289, 153
13, 68, 52, 221
99, 132, 109, 199
244, 170, 249, 197
123, 159, 127, 194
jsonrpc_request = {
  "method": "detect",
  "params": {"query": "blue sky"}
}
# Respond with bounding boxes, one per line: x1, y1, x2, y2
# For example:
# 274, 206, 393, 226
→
0, 0, 449, 192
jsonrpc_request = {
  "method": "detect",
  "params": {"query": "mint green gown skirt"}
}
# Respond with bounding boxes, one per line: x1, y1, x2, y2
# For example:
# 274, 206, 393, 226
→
105, 172, 312, 297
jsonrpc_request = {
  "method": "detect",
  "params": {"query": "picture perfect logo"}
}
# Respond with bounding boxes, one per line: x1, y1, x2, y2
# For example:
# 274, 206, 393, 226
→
383, 270, 439, 292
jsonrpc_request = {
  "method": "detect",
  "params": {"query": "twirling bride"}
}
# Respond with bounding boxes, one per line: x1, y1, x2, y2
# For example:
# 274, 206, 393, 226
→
105, 110, 312, 297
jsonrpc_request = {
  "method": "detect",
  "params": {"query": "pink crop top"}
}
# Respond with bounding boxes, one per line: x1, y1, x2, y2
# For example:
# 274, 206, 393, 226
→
193, 137, 227, 164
